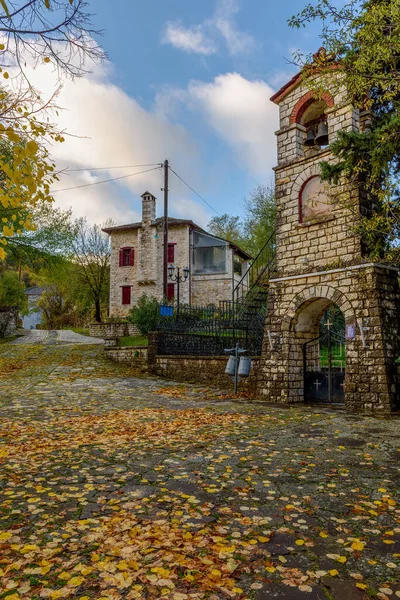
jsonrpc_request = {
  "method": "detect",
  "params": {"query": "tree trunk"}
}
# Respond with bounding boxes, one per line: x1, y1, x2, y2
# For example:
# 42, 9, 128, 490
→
94, 298, 102, 323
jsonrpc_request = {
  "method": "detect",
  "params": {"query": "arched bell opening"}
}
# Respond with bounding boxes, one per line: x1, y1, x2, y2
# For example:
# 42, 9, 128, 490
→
288, 298, 346, 404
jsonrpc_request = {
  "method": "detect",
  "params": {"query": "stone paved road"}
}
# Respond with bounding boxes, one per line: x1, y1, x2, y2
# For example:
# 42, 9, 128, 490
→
0, 343, 399, 600
10, 329, 104, 345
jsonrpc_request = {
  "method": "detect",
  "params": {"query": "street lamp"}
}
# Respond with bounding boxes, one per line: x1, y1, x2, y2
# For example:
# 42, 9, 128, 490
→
168, 265, 190, 319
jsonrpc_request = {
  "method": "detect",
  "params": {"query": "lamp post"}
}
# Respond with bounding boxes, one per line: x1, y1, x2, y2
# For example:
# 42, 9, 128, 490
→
168, 265, 190, 319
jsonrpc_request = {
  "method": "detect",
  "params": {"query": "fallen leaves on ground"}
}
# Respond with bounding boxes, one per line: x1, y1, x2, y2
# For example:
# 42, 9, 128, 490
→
0, 344, 399, 599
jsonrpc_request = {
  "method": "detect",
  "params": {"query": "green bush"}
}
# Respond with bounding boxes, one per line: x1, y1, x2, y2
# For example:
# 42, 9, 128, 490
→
127, 294, 158, 335
0, 271, 27, 312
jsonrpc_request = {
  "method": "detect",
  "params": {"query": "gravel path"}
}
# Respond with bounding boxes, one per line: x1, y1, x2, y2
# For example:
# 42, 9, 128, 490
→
11, 329, 104, 344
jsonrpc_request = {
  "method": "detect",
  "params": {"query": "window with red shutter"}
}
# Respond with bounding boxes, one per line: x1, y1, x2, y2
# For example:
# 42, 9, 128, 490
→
120, 247, 134, 267
167, 243, 175, 263
121, 286, 131, 305
167, 283, 175, 301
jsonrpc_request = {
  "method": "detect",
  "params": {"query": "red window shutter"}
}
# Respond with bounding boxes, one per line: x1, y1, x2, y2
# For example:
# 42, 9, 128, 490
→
168, 243, 175, 263
122, 286, 131, 305
167, 283, 175, 301
119, 249, 123, 267
130, 248, 135, 266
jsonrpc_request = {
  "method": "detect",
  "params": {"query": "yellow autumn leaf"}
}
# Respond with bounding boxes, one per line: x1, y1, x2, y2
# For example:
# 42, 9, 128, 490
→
266, 566, 276, 572
351, 541, 365, 551
210, 569, 222, 580
68, 576, 85, 587
356, 583, 368, 590
319, 532, 328, 538
295, 539, 305, 546
337, 556, 347, 563
329, 569, 339, 576
0, 532, 12, 541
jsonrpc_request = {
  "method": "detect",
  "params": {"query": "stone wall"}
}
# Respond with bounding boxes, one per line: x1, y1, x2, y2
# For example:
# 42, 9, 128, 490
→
89, 322, 140, 338
191, 276, 233, 306
0, 308, 17, 338
151, 354, 260, 394
258, 264, 400, 412
104, 345, 148, 373
274, 76, 364, 279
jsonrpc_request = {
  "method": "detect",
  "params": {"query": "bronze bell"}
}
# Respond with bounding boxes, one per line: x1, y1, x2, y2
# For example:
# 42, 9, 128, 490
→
315, 121, 329, 146
304, 128, 315, 147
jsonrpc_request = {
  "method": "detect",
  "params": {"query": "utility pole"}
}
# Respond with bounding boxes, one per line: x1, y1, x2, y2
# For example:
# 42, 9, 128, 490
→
163, 159, 169, 300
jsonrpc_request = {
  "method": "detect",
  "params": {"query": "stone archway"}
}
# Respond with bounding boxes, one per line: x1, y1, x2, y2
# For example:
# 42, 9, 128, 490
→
281, 286, 356, 403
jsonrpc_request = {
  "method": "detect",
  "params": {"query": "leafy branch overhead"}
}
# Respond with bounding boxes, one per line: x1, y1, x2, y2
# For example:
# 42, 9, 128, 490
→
0, 0, 106, 78
0, 0, 104, 261
290, 0, 400, 265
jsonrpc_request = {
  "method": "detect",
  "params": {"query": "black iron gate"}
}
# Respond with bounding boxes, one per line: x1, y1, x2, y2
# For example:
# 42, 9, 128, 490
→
303, 327, 346, 403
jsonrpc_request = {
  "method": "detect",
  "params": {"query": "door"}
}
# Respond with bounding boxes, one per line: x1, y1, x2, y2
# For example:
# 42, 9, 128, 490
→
303, 308, 346, 403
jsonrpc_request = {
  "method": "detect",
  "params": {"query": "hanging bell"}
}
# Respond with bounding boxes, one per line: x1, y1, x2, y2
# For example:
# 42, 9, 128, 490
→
304, 128, 315, 147
315, 121, 329, 146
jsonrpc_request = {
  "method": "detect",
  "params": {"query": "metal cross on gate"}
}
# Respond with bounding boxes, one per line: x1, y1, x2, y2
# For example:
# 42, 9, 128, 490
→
314, 380, 322, 390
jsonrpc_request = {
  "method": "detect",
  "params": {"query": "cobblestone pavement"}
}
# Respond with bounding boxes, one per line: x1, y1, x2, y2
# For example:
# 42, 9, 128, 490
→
10, 329, 104, 345
0, 343, 399, 600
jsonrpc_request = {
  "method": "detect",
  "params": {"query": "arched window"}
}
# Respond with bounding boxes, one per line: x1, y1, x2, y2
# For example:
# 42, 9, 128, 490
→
299, 176, 332, 223
290, 91, 334, 149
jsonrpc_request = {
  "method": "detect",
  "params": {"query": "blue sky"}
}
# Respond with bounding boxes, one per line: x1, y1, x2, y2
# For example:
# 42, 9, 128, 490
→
46, 0, 324, 227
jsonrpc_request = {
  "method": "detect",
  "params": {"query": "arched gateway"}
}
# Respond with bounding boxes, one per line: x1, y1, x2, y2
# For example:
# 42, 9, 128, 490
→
257, 56, 400, 411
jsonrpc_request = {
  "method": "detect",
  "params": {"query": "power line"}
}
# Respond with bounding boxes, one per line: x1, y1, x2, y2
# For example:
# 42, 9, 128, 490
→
169, 167, 222, 217
66, 163, 162, 172
52, 166, 161, 194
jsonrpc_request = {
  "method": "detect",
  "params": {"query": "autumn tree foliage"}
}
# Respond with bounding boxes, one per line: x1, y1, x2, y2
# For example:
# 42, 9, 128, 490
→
0, 87, 63, 260
290, 0, 400, 264
0, 0, 104, 260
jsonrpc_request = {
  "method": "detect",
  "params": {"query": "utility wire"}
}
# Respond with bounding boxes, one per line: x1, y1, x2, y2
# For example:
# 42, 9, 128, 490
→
52, 166, 161, 194
169, 167, 222, 217
67, 163, 162, 172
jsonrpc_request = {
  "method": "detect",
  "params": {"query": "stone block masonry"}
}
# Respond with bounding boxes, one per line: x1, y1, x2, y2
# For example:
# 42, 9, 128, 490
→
259, 62, 400, 411
259, 264, 400, 411
89, 322, 140, 338
150, 355, 260, 394
104, 346, 148, 373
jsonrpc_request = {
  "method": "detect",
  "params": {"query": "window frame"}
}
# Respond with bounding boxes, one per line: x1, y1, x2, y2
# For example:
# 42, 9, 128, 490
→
121, 285, 132, 305
167, 243, 176, 264
119, 247, 134, 267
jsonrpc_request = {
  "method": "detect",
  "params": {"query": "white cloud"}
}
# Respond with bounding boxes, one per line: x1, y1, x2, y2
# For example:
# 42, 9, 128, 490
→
9, 59, 201, 226
213, 0, 255, 56
162, 0, 255, 57
162, 22, 217, 56
161, 73, 278, 177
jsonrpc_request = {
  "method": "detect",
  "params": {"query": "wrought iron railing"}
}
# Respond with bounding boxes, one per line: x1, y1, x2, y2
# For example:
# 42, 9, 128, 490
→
156, 231, 277, 357
156, 303, 264, 356
233, 230, 276, 306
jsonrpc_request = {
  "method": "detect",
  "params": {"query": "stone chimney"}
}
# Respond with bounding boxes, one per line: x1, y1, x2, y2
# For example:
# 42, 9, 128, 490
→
138, 191, 157, 284
141, 191, 156, 224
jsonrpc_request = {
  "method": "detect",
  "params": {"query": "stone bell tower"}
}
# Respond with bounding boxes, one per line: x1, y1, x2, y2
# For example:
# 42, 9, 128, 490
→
258, 57, 400, 411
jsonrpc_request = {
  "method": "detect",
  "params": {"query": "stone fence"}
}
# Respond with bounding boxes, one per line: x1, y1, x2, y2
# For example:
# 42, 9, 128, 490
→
89, 322, 140, 338
146, 333, 260, 393
104, 345, 148, 373
0, 307, 17, 339
103, 332, 260, 393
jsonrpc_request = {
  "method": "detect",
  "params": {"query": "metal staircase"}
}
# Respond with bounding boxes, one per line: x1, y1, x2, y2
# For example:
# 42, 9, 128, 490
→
218, 230, 277, 353
232, 230, 276, 322
156, 231, 276, 356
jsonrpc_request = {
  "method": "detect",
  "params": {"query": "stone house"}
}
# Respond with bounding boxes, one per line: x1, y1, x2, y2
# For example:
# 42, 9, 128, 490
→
103, 192, 251, 317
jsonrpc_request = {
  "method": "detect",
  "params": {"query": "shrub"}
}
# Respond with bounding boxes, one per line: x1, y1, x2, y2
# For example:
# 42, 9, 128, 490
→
127, 294, 158, 335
